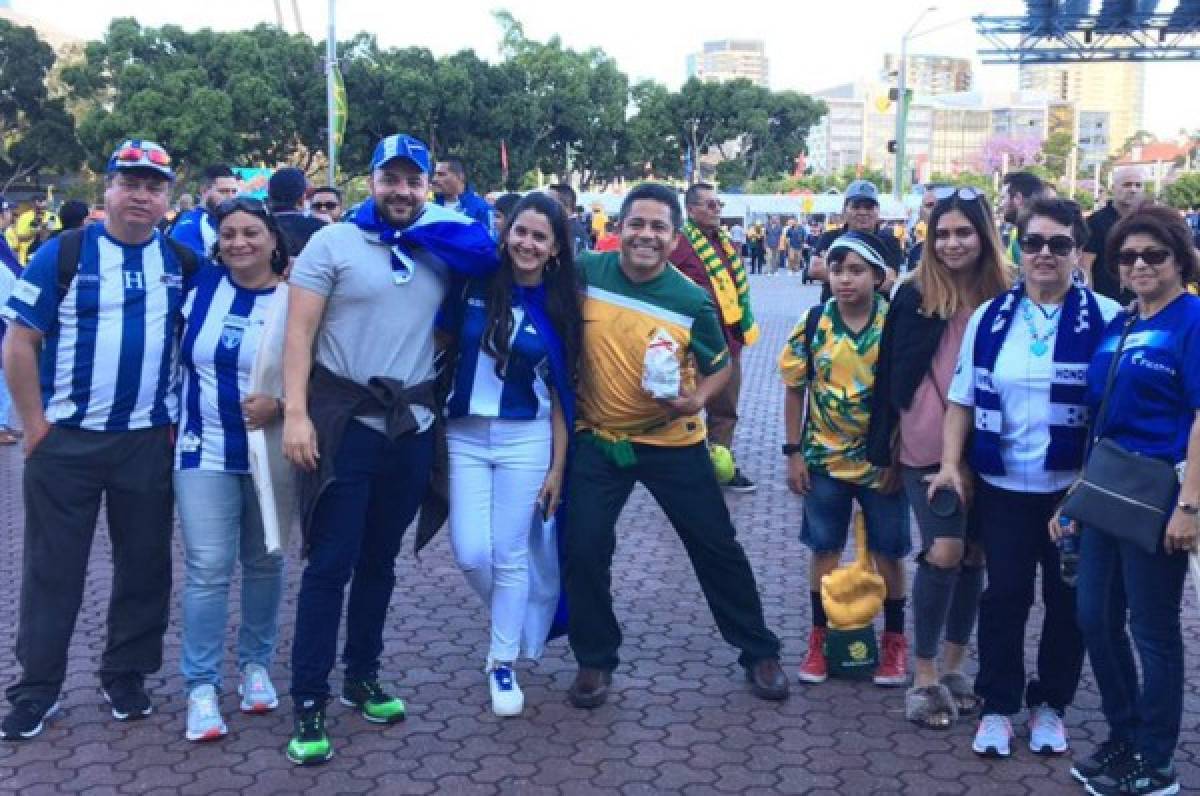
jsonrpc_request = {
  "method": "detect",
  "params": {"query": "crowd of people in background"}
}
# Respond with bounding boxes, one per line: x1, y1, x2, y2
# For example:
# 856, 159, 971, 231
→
0, 134, 1199, 796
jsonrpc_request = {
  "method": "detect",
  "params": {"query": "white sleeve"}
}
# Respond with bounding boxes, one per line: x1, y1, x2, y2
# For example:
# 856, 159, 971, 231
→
1094, 293, 1123, 324
947, 305, 986, 407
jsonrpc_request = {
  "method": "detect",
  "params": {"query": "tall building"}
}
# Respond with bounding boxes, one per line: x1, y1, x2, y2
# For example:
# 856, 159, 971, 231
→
805, 82, 934, 180
686, 40, 769, 88
1018, 62, 1145, 155
882, 54, 973, 95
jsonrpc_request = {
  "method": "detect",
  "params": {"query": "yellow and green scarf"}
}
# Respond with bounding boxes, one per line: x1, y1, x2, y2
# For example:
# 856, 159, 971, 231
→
683, 222, 759, 345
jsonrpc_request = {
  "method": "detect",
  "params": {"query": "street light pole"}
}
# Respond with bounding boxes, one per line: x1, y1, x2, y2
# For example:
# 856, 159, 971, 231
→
893, 6, 937, 199
325, 0, 337, 187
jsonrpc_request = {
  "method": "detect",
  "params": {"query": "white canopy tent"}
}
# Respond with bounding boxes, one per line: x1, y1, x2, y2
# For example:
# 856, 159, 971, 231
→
578, 190, 919, 224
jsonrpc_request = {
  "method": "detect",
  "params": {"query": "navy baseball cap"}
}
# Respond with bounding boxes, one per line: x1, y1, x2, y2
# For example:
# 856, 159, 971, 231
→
370, 134, 431, 174
845, 180, 880, 204
107, 138, 175, 180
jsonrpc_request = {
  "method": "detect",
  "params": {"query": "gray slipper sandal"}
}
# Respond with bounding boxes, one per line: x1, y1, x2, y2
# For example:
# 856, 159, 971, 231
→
940, 671, 981, 716
905, 684, 958, 729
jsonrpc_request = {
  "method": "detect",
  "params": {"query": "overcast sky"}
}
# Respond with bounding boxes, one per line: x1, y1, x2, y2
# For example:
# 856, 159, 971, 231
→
15, 0, 1200, 139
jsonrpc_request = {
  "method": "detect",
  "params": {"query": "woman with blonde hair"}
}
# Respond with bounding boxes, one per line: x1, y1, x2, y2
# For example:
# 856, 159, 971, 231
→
866, 187, 1011, 729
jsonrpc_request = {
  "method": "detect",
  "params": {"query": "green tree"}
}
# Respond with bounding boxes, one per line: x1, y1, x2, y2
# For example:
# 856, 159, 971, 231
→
624, 80, 683, 181
1039, 131, 1075, 180
1163, 173, 1200, 210
0, 19, 85, 189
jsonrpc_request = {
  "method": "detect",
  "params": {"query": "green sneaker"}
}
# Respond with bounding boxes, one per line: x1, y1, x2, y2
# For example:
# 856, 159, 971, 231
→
340, 679, 406, 724
285, 700, 332, 766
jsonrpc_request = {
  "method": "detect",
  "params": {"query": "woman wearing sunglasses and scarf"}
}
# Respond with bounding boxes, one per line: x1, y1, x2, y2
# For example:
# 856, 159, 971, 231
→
175, 198, 289, 742
927, 199, 1121, 760
1055, 205, 1200, 796
438, 192, 580, 717
867, 186, 1010, 731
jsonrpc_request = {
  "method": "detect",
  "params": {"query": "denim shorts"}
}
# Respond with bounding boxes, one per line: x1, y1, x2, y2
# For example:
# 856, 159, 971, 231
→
800, 470, 912, 559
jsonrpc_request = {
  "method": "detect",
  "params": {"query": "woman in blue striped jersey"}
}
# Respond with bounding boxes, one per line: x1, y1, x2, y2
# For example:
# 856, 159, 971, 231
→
175, 198, 288, 742
441, 192, 581, 717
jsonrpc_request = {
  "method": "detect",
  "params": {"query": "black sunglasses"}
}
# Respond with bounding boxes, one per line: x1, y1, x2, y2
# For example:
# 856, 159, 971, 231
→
216, 197, 270, 220
1019, 234, 1076, 257
311, 201, 339, 211
1116, 248, 1172, 267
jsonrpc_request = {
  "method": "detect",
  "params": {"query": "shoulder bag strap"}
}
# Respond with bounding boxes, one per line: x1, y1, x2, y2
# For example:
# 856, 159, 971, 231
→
1090, 312, 1138, 447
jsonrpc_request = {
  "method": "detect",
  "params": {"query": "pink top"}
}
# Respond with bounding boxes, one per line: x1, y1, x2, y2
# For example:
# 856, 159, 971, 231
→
898, 308, 971, 468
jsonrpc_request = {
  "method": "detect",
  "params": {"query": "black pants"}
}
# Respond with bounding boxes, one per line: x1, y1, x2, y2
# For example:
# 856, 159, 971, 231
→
564, 436, 780, 672
6, 426, 174, 705
974, 480, 1084, 715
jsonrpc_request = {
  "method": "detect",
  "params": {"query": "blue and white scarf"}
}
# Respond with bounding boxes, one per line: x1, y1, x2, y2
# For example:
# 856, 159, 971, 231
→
351, 198, 498, 280
970, 280, 1106, 476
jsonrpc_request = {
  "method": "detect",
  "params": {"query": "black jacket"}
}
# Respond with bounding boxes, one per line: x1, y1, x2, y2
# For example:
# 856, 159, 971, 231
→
297, 364, 447, 556
865, 280, 949, 467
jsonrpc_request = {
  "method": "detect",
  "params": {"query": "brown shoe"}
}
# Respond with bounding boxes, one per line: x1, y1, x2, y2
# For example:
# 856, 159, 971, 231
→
567, 668, 612, 709
746, 658, 790, 701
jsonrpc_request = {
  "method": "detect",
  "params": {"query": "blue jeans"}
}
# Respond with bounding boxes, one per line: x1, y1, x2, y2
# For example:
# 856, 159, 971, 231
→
0, 365, 13, 427
800, 471, 912, 559
175, 469, 284, 693
290, 421, 434, 703
1076, 525, 1188, 768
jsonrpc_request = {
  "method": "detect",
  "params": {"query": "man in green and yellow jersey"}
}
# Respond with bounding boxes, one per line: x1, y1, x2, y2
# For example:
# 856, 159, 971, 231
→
564, 182, 787, 709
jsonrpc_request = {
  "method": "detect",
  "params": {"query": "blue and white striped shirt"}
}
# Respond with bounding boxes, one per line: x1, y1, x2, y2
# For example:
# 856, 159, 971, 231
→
170, 207, 218, 258
2, 224, 189, 431
177, 266, 278, 472
445, 285, 551, 421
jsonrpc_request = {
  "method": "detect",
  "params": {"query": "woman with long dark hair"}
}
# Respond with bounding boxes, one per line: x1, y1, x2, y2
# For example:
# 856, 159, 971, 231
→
441, 192, 581, 717
867, 187, 1011, 730
176, 198, 289, 742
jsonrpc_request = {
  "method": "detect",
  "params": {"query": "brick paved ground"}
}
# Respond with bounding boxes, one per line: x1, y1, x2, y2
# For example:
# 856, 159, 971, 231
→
0, 274, 1198, 795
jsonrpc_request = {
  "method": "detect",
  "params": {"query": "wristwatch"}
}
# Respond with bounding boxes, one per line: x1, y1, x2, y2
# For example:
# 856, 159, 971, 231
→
1178, 501, 1199, 516
782, 443, 804, 457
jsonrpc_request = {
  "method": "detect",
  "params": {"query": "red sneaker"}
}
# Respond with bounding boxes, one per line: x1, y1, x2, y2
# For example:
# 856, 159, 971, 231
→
874, 631, 909, 686
797, 627, 828, 684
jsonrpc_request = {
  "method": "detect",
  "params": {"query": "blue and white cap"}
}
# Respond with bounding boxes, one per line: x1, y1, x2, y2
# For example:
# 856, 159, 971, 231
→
106, 138, 175, 180
370, 134, 431, 174
0, 196, 11, 212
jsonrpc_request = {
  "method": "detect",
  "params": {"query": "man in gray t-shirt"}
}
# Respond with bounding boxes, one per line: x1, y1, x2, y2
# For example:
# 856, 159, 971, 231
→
280, 133, 492, 766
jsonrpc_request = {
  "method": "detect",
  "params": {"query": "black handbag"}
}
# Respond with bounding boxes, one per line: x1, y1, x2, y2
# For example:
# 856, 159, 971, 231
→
1060, 314, 1178, 554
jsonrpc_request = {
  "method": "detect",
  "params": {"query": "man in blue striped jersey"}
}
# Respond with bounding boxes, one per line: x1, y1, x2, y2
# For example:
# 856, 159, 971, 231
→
0, 139, 190, 741
170, 164, 239, 258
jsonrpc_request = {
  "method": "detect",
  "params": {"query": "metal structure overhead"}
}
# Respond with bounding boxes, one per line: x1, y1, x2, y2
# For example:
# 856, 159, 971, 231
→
974, 0, 1200, 63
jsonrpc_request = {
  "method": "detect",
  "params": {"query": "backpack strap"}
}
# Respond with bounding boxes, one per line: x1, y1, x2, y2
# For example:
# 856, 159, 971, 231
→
803, 303, 822, 383
55, 228, 86, 300
163, 236, 200, 280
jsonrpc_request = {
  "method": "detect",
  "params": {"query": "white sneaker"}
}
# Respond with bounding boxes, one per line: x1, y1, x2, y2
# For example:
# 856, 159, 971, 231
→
185, 685, 228, 742
488, 664, 524, 717
1029, 704, 1069, 755
973, 714, 1013, 758
238, 663, 279, 714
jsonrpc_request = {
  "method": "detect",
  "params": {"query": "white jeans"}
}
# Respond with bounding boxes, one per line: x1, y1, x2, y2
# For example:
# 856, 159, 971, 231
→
447, 415, 552, 665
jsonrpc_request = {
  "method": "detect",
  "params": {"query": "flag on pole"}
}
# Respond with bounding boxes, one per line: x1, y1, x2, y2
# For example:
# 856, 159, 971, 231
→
500, 139, 509, 181
332, 64, 348, 157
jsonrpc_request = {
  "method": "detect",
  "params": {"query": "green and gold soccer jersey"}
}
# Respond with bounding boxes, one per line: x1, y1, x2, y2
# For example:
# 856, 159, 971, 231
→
778, 294, 887, 485
576, 251, 729, 448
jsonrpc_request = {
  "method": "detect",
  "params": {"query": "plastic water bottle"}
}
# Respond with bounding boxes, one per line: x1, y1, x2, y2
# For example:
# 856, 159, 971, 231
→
1058, 516, 1080, 588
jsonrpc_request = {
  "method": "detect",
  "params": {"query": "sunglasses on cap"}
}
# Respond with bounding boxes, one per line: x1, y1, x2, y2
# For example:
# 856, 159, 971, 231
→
1019, 234, 1076, 257
934, 186, 983, 203
113, 144, 171, 167
1116, 248, 1172, 267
